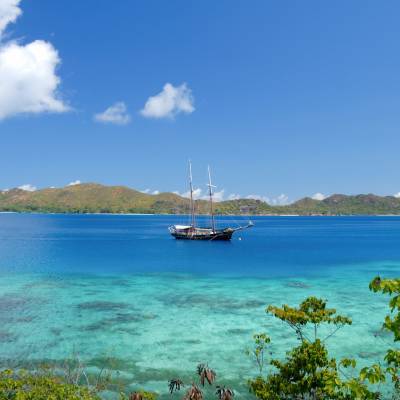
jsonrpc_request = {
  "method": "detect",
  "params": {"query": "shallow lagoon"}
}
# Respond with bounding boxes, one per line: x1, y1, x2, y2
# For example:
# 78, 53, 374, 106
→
0, 214, 399, 397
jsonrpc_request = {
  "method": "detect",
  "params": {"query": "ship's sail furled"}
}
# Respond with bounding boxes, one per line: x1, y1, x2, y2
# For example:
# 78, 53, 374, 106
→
169, 162, 253, 241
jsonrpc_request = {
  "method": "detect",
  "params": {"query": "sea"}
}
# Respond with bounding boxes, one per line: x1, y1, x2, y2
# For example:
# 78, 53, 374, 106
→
0, 213, 399, 398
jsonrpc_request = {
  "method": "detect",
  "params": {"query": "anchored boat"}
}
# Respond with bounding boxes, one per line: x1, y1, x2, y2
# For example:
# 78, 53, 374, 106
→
169, 162, 253, 241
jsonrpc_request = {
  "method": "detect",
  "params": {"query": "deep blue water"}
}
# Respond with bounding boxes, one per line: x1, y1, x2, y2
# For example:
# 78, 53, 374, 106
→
1, 213, 400, 277
0, 214, 399, 398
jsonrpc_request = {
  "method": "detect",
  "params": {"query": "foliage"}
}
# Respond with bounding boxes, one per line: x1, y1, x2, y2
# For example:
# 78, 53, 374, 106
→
249, 296, 382, 399
215, 386, 234, 400
168, 363, 233, 400
246, 333, 271, 373
267, 296, 352, 341
125, 390, 157, 400
0, 358, 157, 400
197, 363, 216, 386
183, 384, 203, 400
4, 183, 400, 215
0, 369, 100, 400
169, 379, 184, 394
369, 276, 400, 396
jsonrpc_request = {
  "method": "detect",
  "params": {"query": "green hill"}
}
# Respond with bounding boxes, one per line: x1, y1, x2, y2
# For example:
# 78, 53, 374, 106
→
288, 194, 400, 215
1, 183, 400, 215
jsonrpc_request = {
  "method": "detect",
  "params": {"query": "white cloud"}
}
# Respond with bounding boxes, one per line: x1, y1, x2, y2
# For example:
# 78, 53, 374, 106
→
0, 41, 68, 120
191, 188, 203, 199
178, 187, 203, 200
94, 102, 130, 125
0, 0, 21, 37
192, 188, 203, 199
1, 188, 9, 192
0, 2, 68, 120
140, 188, 160, 195
211, 189, 225, 202
227, 193, 241, 200
394, 193, 400, 198
18, 184, 36, 191
67, 180, 81, 186
269, 194, 290, 205
245, 193, 290, 205
312, 192, 327, 201
174, 187, 225, 202
140, 83, 194, 119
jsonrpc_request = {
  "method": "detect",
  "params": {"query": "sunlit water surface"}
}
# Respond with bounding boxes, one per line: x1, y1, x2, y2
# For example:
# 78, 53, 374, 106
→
0, 214, 399, 398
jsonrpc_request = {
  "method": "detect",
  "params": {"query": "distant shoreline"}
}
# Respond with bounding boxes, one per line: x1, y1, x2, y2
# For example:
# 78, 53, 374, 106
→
3, 183, 400, 216
2, 211, 400, 217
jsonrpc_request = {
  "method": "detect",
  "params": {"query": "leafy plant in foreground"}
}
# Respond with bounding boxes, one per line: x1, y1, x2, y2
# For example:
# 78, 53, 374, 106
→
0, 368, 100, 400
197, 363, 217, 386
248, 296, 383, 399
168, 363, 233, 400
128, 391, 157, 400
246, 333, 271, 374
369, 276, 400, 398
215, 385, 234, 400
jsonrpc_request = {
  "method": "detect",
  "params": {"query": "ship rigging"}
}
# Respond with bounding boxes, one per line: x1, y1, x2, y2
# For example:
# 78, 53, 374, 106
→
169, 162, 253, 241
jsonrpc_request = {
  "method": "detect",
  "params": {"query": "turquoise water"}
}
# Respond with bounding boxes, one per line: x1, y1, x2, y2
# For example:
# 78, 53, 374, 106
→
0, 214, 399, 398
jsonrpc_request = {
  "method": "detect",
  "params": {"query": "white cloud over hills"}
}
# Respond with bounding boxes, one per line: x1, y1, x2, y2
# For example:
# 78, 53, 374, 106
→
245, 193, 290, 205
18, 184, 36, 191
140, 83, 194, 119
0, 0, 68, 120
172, 188, 287, 204
312, 192, 327, 201
67, 180, 81, 186
94, 102, 131, 125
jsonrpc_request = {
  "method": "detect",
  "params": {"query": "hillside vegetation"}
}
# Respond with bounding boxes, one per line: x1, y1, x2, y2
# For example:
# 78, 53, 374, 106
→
1, 183, 400, 215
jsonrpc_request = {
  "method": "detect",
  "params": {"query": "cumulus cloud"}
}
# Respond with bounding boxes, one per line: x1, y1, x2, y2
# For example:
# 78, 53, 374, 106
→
312, 192, 327, 201
18, 184, 36, 191
0, 1, 68, 120
175, 187, 203, 199
175, 188, 194, 198
269, 194, 290, 205
246, 193, 290, 205
140, 188, 161, 195
227, 193, 241, 200
0, 0, 21, 37
140, 83, 194, 119
94, 102, 130, 125
394, 193, 400, 198
67, 180, 81, 186
0, 41, 68, 120
176, 187, 225, 202
211, 189, 225, 202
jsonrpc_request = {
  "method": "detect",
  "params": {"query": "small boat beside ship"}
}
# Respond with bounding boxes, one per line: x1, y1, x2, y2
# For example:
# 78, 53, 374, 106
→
169, 162, 253, 241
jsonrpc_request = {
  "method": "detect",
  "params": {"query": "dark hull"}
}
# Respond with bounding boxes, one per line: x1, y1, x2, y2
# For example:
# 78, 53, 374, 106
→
171, 230, 234, 241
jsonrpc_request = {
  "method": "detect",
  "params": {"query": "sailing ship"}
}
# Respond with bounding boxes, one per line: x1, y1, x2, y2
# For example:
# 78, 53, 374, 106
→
169, 162, 253, 241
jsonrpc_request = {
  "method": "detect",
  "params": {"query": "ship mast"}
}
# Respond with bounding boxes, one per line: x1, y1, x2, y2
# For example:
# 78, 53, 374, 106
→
188, 160, 196, 228
207, 165, 216, 233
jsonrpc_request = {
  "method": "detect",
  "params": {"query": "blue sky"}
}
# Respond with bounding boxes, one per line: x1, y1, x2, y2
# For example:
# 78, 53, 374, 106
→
1, 1, 400, 203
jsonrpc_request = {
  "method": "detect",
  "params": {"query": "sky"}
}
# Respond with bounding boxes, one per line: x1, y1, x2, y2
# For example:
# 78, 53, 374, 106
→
1, 0, 400, 204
